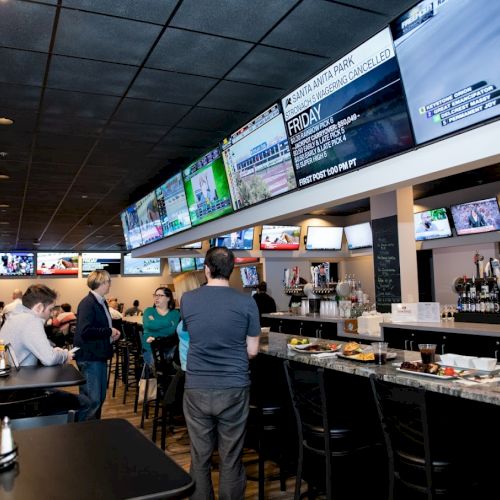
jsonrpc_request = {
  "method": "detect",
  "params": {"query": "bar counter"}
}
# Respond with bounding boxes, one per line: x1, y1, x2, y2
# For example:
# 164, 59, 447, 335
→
381, 320, 500, 337
260, 331, 500, 406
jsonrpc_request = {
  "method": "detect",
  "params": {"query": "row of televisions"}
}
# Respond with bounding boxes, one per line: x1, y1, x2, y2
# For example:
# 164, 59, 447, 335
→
168, 257, 260, 289
121, 0, 500, 252
0, 252, 162, 278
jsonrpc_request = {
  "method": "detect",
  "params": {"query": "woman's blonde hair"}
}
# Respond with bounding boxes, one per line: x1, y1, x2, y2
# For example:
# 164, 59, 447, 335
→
87, 270, 111, 290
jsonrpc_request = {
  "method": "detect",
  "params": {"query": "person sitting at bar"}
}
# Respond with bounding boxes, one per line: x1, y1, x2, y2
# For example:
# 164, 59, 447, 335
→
2, 288, 23, 320
1, 285, 73, 366
51, 303, 77, 336
124, 299, 142, 317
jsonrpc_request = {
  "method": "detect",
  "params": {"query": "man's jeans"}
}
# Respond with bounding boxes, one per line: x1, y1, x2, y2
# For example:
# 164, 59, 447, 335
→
183, 387, 249, 500
77, 361, 108, 420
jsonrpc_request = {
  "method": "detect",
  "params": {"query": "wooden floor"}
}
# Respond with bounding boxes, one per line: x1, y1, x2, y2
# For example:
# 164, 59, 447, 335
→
94, 371, 301, 499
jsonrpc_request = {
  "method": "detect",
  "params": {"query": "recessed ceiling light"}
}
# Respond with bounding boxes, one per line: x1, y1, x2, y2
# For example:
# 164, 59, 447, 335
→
0, 118, 14, 126
95, 235, 105, 238
0, 204, 9, 208
0, 174, 9, 180
112, 224, 120, 227
0, 221, 9, 225
81, 194, 88, 199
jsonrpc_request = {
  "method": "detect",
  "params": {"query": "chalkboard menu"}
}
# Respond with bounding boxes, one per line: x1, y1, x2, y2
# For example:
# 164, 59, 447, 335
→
372, 215, 401, 312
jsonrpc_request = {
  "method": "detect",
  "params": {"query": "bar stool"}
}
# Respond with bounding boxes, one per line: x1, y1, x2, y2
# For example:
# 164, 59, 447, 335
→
369, 374, 481, 499
284, 360, 376, 499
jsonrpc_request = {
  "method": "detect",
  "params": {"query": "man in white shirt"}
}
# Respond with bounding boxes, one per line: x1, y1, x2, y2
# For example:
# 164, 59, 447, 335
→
2, 288, 23, 320
107, 297, 123, 320
1, 285, 73, 366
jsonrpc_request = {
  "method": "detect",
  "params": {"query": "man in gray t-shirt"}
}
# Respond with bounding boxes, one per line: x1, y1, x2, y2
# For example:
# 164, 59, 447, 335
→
181, 246, 260, 500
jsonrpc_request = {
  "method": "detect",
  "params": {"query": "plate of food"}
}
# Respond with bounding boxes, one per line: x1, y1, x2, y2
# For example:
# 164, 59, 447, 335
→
396, 361, 459, 379
336, 342, 396, 363
287, 340, 341, 354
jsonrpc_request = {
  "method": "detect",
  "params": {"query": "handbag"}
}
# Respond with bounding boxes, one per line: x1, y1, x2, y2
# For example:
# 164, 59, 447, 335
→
138, 364, 157, 403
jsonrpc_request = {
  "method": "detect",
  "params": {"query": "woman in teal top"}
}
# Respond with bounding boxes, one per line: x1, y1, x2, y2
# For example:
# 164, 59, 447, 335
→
142, 286, 180, 366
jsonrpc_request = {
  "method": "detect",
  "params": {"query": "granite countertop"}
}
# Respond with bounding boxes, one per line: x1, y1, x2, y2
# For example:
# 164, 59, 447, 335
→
382, 321, 500, 337
262, 312, 345, 324
260, 331, 500, 407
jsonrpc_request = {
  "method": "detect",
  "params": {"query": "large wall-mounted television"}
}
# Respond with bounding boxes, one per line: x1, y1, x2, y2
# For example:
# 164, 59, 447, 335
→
450, 197, 500, 236
305, 226, 343, 250
82, 253, 121, 276
156, 172, 192, 237
120, 205, 142, 250
210, 228, 254, 250
344, 222, 373, 250
392, 0, 500, 145
168, 257, 181, 274
195, 257, 205, 270
414, 208, 452, 241
222, 103, 297, 210
36, 252, 79, 275
235, 257, 260, 264
260, 225, 301, 250
182, 147, 234, 226
0, 252, 35, 277
180, 257, 196, 272
122, 253, 161, 276
282, 27, 414, 188
135, 191, 163, 246
240, 265, 259, 288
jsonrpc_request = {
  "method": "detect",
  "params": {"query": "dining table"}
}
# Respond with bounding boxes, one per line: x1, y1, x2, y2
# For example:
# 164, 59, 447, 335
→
0, 418, 195, 499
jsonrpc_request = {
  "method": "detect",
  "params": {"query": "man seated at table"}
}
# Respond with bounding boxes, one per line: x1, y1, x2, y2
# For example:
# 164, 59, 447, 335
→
1, 285, 73, 366
0, 285, 85, 419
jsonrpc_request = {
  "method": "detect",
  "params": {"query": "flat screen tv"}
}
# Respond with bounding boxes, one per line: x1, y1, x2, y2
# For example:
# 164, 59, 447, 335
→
120, 205, 142, 250
450, 197, 500, 236
82, 252, 121, 276
0, 252, 35, 277
414, 208, 452, 241
178, 242, 202, 249
180, 257, 196, 272
135, 191, 163, 246
122, 253, 161, 275
260, 225, 301, 250
182, 147, 234, 226
36, 252, 79, 275
344, 222, 373, 250
156, 172, 192, 237
305, 226, 343, 250
240, 265, 259, 288
222, 103, 296, 210
168, 257, 181, 274
281, 27, 414, 188
235, 257, 260, 264
195, 257, 205, 270
210, 228, 254, 250
391, 0, 500, 145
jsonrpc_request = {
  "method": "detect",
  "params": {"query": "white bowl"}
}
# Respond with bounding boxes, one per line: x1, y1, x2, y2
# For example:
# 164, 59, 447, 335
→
454, 355, 476, 368
472, 357, 497, 371
439, 354, 457, 365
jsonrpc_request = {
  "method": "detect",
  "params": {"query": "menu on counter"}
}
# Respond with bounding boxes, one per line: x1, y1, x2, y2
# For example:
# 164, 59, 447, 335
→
417, 302, 441, 322
391, 303, 417, 322
373, 215, 401, 312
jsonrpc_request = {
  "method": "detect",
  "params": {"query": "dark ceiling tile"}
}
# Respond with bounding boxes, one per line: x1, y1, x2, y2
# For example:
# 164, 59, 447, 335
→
0, 83, 42, 110
128, 68, 217, 105
42, 89, 120, 120
263, 0, 387, 57
161, 128, 220, 149
146, 144, 203, 162
0, 130, 33, 149
88, 140, 153, 165
32, 148, 89, 164
198, 80, 283, 113
0, 49, 48, 86
0, 1, 55, 52
146, 28, 252, 78
63, 0, 178, 23
114, 98, 191, 126
177, 107, 248, 133
171, 0, 300, 42
39, 115, 106, 137
36, 133, 96, 151
0, 108, 38, 133
339, 0, 418, 18
103, 121, 167, 143
55, 9, 162, 65
227, 45, 327, 88
47, 55, 137, 95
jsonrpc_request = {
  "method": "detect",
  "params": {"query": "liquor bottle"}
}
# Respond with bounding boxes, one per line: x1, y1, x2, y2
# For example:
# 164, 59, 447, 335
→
456, 293, 462, 313
493, 286, 500, 314
0, 340, 6, 370
462, 291, 470, 312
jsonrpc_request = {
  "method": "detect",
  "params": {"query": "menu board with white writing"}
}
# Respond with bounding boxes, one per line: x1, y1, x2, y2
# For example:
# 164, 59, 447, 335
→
282, 28, 414, 188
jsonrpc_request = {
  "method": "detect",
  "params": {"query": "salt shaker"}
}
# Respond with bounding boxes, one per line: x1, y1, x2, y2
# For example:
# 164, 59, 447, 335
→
0, 416, 17, 470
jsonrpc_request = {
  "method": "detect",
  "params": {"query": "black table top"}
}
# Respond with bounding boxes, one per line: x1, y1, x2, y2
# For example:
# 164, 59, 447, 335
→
1, 419, 194, 499
0, 364, 85, 392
